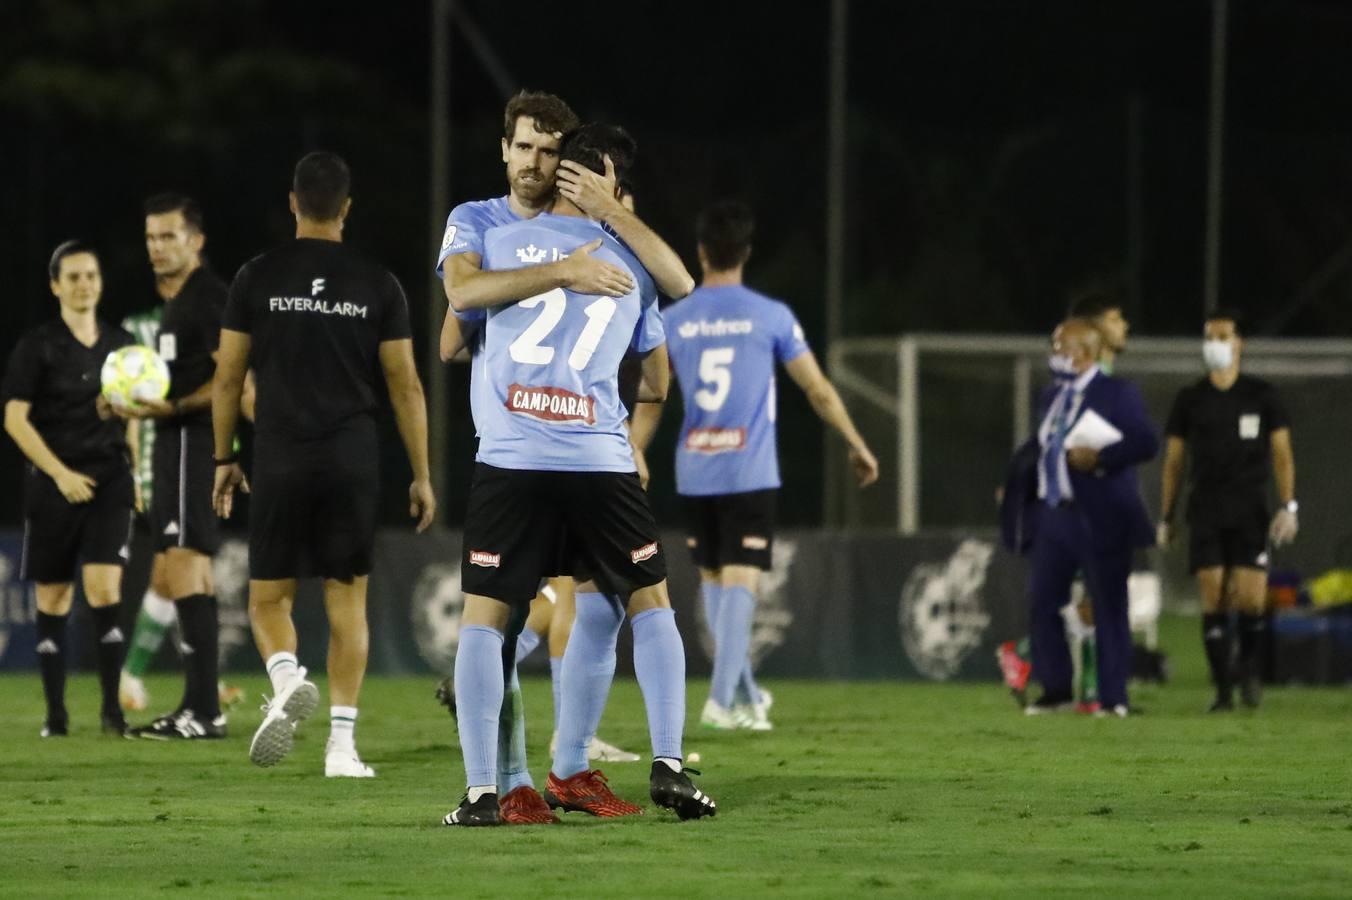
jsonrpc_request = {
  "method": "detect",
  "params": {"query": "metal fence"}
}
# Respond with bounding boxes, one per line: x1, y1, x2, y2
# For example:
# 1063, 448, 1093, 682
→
828, 334, 1352, 599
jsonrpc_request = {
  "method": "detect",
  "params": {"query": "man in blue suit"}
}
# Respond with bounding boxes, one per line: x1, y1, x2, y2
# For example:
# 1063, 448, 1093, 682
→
1023, 319, 1158, 717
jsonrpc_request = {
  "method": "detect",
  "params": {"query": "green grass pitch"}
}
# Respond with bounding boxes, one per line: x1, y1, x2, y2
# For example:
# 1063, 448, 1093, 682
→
5, 615, 1352, 898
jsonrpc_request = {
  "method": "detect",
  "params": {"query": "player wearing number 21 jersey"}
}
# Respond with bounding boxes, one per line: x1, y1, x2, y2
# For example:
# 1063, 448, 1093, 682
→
444, 123, 715, 827
466, 212, 661, 470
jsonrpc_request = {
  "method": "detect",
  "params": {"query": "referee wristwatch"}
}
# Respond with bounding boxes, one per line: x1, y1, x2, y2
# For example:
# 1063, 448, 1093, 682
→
1284, 500, 1299, 514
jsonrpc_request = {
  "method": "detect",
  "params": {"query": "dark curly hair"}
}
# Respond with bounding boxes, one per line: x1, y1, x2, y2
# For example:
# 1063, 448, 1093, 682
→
503, 90, 580, 140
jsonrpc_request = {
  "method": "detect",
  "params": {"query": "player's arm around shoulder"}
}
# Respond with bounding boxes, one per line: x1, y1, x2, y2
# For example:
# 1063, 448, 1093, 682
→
441, 242, 634, 314
783, 349, 879, 487
378, 338, 435, 532
596, 201, 694, 299
556, 156, 694, 299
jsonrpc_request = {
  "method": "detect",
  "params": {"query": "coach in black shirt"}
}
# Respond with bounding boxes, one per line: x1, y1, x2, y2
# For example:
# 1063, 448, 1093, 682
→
1159, 310, 1297, 711
212, 151, 434, 778
2, 241, 134, 736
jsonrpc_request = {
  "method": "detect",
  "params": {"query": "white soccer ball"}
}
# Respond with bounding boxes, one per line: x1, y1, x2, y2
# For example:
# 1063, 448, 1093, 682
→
101, 345, 171, 407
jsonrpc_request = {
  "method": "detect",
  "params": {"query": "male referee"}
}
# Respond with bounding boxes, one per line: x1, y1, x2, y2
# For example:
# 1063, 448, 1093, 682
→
3, 241, 135, 736
1159, 310, 1297, 711
121, 194, 231, 741
213, 151, 435, 777
119, 196, 245, 716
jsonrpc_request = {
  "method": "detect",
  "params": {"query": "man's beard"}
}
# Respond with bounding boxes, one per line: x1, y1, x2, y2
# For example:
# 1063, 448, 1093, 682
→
511, 169, 552, 204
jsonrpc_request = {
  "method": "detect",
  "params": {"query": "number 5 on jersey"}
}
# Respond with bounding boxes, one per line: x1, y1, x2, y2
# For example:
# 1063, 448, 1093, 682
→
509, 288, 617, 370
695, 347, 735, 411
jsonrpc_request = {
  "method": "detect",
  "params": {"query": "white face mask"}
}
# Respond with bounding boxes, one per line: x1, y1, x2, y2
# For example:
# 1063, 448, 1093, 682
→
1202, 339, 1234, 371
1048, 353, 1078, 381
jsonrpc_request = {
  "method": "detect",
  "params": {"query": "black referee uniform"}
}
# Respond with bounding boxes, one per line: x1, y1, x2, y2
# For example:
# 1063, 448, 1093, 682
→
223, 238, 411, 580
152, 266, 227, 555
2, 316, 135, 733
1165, 374, 1290, 574
1165, 372, 1290, 708
3, 319, 135, 581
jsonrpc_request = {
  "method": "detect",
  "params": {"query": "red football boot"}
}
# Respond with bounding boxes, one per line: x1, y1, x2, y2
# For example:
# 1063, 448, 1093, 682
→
499, 786, 560, 825
544, 769, 644, 818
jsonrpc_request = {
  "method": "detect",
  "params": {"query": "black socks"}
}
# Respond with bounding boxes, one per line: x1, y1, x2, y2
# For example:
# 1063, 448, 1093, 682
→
90, 604, 125, 717
1236, 613, 1265, 676
175, 594, 221, 719
1202, 613, 1232, 701
36, 612, 69, 726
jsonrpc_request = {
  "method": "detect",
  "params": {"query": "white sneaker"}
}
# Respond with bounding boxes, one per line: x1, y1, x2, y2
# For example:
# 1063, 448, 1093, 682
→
1093, 704, 1130, 719
249, 667, 320, 768
736, 688, 774, 731
546, 730, 642, 762
325, 743, 375, 778
700, 698, 754, 730
588, 736, 641, 762
119, 672, 149, 712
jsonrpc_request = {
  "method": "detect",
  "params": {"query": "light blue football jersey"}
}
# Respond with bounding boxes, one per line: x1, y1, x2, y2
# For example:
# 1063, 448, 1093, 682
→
665, 285, 810, 495
471, 213, 663, 472
435, 196, 519, 278
436, 196, 521, 351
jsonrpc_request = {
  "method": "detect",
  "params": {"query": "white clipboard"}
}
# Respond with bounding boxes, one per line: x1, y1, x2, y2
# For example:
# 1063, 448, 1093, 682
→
1064, 408, 1122, 450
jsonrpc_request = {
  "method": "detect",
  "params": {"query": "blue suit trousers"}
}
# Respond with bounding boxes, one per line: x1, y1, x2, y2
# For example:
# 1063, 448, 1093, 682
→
1028, 503, 1133, 708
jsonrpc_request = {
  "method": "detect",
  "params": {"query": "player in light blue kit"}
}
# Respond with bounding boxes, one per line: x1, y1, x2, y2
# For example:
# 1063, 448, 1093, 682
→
442, 124, 714, 827
436, 91, 691, 359
665, 200, 880, 730
433, 93, 690, 825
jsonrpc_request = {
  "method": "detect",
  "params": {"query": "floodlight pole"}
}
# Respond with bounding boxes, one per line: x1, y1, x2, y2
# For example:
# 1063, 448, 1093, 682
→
824, 0, 848, 527
427, 0, 451, 511
1202, 0, 1229, 316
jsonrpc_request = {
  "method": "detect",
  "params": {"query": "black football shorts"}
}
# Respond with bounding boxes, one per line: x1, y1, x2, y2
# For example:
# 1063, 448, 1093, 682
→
683, 489, 777, 571
1188, 507, 1270, 573
248, 418, 379, 581
150, 422, 221, 555
461, 463, 666, 605
21, 458, 134, 583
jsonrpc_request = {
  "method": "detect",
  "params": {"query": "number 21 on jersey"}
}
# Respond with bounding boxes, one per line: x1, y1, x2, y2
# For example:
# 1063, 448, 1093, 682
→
508, 288, 617, 370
